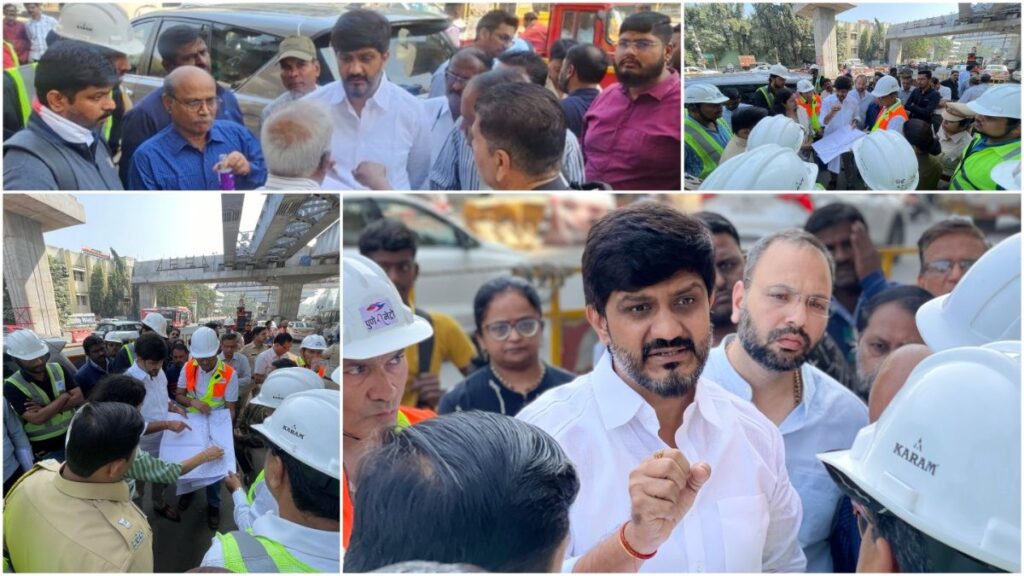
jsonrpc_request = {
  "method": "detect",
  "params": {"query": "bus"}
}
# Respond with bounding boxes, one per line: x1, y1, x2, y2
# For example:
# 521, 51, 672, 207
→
140, 306, 193, 330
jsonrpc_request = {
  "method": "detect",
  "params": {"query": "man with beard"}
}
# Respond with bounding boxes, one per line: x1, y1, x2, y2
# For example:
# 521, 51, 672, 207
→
422, 47, 491, 166
259, 35, 321, 127
693, 212, 744, 346
684, 83, 731, 180
3, 40, 122, 189
805, 202, 894, 366
580, 12, 680, 190
518, 202, 805, 573
558, 43, 607, 139
701, 229, 868, 573
305, 9, 430, 190
853, 285, 930, 400
73, 335, 110, 398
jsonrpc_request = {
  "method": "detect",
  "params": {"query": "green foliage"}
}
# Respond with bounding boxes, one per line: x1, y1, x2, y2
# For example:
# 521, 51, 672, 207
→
156, 284, 218, 319
48, 255, 71, 326
89, 260, 107, 318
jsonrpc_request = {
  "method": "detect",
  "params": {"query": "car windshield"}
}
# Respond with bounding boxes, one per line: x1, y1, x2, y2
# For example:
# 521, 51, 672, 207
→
320, 21, 453, 96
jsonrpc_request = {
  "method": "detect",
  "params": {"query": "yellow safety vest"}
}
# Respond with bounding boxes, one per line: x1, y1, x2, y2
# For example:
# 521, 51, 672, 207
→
217, 529, 319, 573
5, 62, 35, 127
950, 134, 1022, 191
247, 469, 264, 505
756, 85, 775, 109
684, 113, 733, 179
4, 364, 73, 443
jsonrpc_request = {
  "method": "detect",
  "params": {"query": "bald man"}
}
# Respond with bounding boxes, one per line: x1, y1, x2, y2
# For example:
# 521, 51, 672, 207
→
127, 66, 267, 190
866, 344, 932, 423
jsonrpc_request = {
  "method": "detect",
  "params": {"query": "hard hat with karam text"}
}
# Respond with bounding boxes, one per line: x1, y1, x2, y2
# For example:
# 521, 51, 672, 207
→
916, 232, 1021, 352
818, 342, 1020, 572
343, 255, 433, 360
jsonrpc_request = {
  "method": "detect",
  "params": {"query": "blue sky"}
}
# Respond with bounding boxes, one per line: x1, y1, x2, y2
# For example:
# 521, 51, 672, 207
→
43, 193, 265, 261
742, 3, 961, 24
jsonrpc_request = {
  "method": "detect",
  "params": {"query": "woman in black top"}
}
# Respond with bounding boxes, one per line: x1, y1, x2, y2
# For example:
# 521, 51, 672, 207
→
438, 276, 575, 416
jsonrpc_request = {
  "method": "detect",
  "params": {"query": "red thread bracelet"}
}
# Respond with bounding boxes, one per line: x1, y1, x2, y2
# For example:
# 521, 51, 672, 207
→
618, 521, 657, 560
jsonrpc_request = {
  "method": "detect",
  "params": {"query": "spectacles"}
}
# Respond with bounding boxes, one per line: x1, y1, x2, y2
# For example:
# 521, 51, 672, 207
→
758, 284, 831, 317
616, 39, 660, 52
922, 258, 977, 276
484, 317, 542, 340
445, 69, 473, 85
171, 95, 221, 112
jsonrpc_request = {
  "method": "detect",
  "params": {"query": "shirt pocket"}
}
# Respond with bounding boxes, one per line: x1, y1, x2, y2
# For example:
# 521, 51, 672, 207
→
717, 494, 769, 572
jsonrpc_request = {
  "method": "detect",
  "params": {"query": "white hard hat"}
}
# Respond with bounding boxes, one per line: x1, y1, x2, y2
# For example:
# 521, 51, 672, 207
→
253, 389, 340, 479
684, 83, 729, 105
250, 367, 325, 409
142, 313, 167, 337
189, 326, 220, 359
810, 64, 820, 71
768, 64, 789, 77
5, 329, 50, 361
916, 233, 1020, 352
852, 130, 919, 190
330, 365, 341, 385
818, 344, 1021, 572
344, 255, 433, 360
104, 332, 123, 344
747, 115, 805, 152
56, 4, 144, 57
991, 160, 1021, 190
796, 79, 814, 93
699, 143, 817, 191
870, 75, 900, 97
300, 334, 328, 351
966, 84, 1020, 119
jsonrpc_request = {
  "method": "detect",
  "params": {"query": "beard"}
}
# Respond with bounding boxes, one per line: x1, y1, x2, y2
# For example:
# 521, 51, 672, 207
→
615, 57, 665, 88
854, 362, 876, 397
737, 306, 815, 372
607, 330, 712, 398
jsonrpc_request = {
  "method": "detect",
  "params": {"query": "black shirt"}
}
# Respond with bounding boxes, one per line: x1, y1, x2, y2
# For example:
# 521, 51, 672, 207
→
438, 363, 576, 417
561, 87, 600, 139
3, 364, 77, 453
905, 87, 941, 122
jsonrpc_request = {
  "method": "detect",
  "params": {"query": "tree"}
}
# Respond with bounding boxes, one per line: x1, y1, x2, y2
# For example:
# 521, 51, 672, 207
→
931, 37, 953, 63
105, 249, 131, 318
194, 285, 219, 319
858, 27, 872, 61
157, 285, 194, 309
902, 37, 932, 61
750, 4, 807, 67
836, 23, 850, 64
89, 260, 108, 318
48, 255, 71, 327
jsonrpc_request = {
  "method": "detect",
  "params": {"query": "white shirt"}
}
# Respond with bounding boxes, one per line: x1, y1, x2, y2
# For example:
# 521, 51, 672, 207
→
304, 77, 431, 190
518, 353, 806, 573
702, 335, 868, 573
127, 363, 170, 426
937, 85, 952, 103
176, 360, 239, 405
254, 348, 296, 376
959, 83, 991, 104
847, 89, 874, 129
257, 174, 321, 190
423, 96, 455, 167
231, 479, 278, 531
201, 512, 339, 572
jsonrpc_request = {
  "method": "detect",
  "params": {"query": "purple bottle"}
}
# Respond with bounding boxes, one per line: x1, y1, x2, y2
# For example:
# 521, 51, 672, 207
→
217, 154, 236, 190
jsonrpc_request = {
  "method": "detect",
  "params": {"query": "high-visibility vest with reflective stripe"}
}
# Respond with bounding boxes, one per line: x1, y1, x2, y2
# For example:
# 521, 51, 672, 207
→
184, 359, 235, 412
296, 357, 326, 379
5, 364, 73, 443
814, 74, 824, 92
3, 41, 18, 69
872, 99, 909, 132
684, 114, 732, 179
217, 529, 318, 573
756, 85, 775, 109
121, 342, 136, 366
247, 469, 264, 505
797, 93, 822, 132
950, 134, 1022, 191
5, 63, 35, 127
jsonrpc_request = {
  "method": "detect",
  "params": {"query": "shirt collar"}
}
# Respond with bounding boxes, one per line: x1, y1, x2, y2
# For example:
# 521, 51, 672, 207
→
53, 464, 131, 502
253, 513, 340, 561
38, 104, 95, 145
330, 74, 394, 112
167, 121, 226, 152
619, 71, 679, 102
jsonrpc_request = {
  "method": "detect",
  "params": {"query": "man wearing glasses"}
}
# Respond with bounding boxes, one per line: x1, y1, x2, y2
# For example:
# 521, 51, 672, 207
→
916, 219, 989, 297
127, 66, 266, 190
580, 11, 680, 190
119, 25, 245, 186
428, 9, 518, 98
702, 229, 869, 573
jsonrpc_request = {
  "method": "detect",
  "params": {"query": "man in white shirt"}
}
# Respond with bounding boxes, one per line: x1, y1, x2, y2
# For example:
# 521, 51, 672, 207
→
701, 229, 868, 572
218, 332, 252, 410
126, 333, 190, 522
304, 9, 431, 190
23, 3, 57, 61
253, 332, 298, 387
519, 202, 806, 573
848, 74, 875, 129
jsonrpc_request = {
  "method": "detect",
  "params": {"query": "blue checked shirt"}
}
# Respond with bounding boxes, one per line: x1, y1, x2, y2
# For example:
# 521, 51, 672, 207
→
127, 121, 267, 191
429, 117, 586, 190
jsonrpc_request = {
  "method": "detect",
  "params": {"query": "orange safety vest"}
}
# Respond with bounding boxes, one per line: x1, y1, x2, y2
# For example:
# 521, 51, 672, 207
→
872, 100, 909, 132
343, 405, 435, 549
796, 93, 822, 132
184, 358, 235, 410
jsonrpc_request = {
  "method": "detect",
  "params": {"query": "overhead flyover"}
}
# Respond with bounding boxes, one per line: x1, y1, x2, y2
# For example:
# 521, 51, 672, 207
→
246, 194, 340, 266
885, 3, 1021, 63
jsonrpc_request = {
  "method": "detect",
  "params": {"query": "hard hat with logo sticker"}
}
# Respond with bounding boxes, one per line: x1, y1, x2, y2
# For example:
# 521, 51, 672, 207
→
344, 255, 433, 360
818, 343, 1020, 572
253, 389, 340, 479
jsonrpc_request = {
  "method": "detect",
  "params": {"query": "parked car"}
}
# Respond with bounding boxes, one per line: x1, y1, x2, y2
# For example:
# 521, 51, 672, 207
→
686, 71, 812, 106
983, 64, 1009, 82
287, 321, 317, 340
92, 320, 143, 343
123, 4, 456, 134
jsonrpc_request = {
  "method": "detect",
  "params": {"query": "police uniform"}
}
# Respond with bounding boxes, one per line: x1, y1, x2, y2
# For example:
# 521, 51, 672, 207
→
3, 460, 153, 572
202, 512, 339, 572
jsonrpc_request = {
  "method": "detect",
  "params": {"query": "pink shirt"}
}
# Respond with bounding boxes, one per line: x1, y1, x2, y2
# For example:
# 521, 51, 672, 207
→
581, 72, 681, 190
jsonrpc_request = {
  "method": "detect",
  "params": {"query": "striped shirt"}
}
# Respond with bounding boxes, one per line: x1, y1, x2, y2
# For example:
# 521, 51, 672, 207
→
429, 118, 586, 190
126, 450, 183, 497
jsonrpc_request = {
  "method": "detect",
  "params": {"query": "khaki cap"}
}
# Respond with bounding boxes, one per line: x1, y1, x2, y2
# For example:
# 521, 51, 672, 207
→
943, 102, 976, 120
278, 35, 316, 62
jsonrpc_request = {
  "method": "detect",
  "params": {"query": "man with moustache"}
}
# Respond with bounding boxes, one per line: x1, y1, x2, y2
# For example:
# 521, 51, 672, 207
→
580, 11, 680, 190
305, 8, 431, 190
852, 285, 930, 400
259, 35, 321, 127
422, 47, 491, 166
701, 229, 868, 573
519, 202, 805, 573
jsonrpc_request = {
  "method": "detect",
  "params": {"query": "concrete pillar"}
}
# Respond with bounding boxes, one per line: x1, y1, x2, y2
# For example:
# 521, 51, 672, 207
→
812, 8, 840, 78
2, 212, 62, 336
888, 39, 903, 66
138, 284, 158, 309
274, 283, 303, 322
